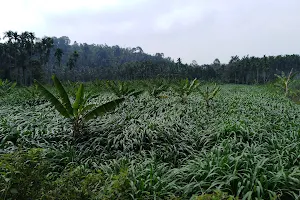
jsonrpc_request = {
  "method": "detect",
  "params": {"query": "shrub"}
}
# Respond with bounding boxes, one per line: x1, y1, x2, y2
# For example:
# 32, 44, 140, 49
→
0, 148, 50, 199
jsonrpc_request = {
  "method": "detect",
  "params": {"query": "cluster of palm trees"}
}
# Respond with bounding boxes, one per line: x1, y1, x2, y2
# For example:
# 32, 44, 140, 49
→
218, 54, 300, 84
0, 31, 82, 85
0, 31, 54, 85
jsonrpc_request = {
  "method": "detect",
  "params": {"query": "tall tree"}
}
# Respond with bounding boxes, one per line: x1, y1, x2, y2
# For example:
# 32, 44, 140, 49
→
54, 48, 64, 68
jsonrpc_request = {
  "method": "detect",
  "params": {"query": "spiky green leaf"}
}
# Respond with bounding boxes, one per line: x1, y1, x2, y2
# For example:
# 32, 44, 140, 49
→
34, 80, 70, 118
73, 83, 84, 116
81, 104, 96, 114
52, 75, 73, 115
83, 98, 125, 121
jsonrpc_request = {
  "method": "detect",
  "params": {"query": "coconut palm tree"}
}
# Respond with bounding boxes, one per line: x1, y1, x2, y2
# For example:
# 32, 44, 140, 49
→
54, 48, 64, 68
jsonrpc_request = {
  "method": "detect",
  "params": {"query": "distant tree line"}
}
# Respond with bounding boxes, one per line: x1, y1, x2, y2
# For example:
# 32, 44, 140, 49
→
0, 30, 299, 85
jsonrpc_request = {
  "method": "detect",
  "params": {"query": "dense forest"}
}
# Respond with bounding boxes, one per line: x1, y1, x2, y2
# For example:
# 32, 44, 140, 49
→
1, 30, 300, 85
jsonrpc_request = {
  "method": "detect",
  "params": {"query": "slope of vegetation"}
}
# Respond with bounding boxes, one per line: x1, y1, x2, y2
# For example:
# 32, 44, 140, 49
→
2, 30, 300, 86
1, 80, 300, 199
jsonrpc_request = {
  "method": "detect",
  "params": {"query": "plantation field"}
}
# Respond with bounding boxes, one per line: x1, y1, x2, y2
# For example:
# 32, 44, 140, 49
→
1, 81, 300, 199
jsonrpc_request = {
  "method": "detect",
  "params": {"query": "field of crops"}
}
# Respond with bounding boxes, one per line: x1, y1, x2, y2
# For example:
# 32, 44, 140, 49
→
1, 80, 300, 200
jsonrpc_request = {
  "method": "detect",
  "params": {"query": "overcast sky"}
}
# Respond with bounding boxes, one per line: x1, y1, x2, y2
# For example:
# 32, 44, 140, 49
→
1, 0, 300, 64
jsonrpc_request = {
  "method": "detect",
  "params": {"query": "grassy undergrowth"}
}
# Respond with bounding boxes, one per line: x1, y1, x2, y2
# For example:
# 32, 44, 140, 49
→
0, 80, 300, 199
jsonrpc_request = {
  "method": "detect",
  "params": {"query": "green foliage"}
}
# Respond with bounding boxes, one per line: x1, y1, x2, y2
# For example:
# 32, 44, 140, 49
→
42, 165, 104, 200
67, 50, 79, 70
35, 75, 124, 137
274, 68, 298, 97
174, 78, 200, 102
199, 84, 221, 109
145, 80, 169, 98
0, 148, 51, 200
23, 84, 39, 99
106, 80, 143, 98
0, 126, 19, 148
100, 167, 132, 200
54, 48, 64, 68
0, 79, 16, 96
65, 80, 81, 97
3, 30, 300, 85
192, 191, 238, 200
1, 82, 300, 199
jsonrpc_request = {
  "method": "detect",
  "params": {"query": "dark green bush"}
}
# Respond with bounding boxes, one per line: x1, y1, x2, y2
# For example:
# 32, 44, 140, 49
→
0, 148, 51, 199
192, 190, 238, 200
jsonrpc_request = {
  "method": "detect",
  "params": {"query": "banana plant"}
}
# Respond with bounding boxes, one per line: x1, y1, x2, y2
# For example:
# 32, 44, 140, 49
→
174, 78, 200, 103
21, 85, 48, 106
199, 84, 221, 110
142, 80, 169, 98
0, 79, 16, 96
150, 84, 169, 98
35, 75, 124, 137
274, 68, 297, 97
106, 80, 143, 98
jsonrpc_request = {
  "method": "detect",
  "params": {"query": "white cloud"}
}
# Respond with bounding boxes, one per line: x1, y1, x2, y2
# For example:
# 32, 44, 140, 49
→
0, 1, 41, 34
0, 0, 144, 35
152, 1, 228, 32
24, 0, 147, 15
1, 0, 300, 64
154, 5, 199, 31
26, 0, 122, 14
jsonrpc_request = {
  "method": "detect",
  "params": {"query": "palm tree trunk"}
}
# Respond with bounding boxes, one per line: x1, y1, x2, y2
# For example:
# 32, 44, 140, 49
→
256, 68, 259, 83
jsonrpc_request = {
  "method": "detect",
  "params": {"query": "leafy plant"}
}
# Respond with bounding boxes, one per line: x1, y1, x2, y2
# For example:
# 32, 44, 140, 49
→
23, 85, 39, 98
0, 148, 51, 200
151, 84, 169, 98
274, 68, 298, 97
106, 80, 143, 98
35, 75, 124, 137
43, 165, 104, 200
0, 79, 16, 96
192, 190, 238, 200
65, 80, 81, 98
1, 82, 300, 200
20, 85, 49, 106
143, 80, 169, 98
174, 78, 200, 102
199, 84, 221, 109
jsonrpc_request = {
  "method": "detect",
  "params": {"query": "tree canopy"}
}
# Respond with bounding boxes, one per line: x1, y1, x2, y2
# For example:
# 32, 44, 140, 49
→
1, 30, 300, 85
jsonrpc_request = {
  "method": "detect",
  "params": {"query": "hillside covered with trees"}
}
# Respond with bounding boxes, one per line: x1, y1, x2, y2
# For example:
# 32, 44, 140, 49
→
1, 30, 300, 85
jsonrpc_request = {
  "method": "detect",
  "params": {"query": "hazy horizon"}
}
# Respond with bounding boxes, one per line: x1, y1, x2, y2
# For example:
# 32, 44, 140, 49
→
1, 0, 300, 64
